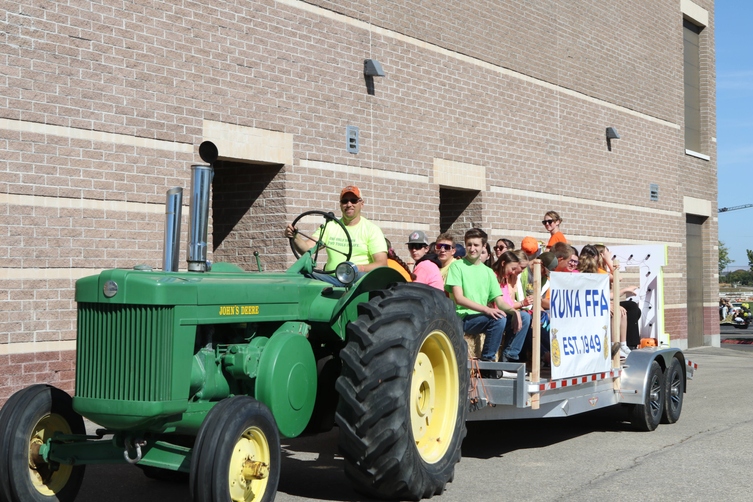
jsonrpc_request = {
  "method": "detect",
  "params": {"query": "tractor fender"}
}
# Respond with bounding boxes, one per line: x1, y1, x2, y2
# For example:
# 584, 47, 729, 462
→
619, 347, 686, 405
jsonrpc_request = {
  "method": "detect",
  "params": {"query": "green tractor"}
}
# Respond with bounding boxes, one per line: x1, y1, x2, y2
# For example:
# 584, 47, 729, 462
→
0, 143, 468, 502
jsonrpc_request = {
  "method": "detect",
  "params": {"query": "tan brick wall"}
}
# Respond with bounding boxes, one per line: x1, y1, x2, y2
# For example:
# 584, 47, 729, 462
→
0, 0, 717, 402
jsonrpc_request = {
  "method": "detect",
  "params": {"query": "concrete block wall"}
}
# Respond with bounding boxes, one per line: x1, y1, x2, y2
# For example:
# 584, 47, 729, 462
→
0, 0, 717, 404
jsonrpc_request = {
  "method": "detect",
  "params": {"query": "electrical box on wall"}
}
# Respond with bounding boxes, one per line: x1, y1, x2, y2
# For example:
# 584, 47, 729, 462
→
346, 126, 359, 154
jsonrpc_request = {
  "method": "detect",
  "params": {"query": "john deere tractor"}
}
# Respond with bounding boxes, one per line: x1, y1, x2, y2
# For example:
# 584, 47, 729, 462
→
0, 143, 468, 502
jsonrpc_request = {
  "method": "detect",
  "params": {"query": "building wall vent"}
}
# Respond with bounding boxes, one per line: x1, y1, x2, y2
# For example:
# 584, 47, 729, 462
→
346, 126, 359, 154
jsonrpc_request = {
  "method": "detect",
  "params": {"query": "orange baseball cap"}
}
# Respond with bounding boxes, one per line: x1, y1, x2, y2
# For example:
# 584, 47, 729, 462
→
521, 236, 539, 255
340, 185, 362, 199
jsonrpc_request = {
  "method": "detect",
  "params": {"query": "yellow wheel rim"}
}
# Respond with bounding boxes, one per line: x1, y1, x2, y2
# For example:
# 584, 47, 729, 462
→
28, 413, 73, 496
410, 329, 460, 464
228, 425, 271, 502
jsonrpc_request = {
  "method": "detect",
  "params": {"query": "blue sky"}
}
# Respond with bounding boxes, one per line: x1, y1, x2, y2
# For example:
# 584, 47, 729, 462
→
717, 1, 753, 271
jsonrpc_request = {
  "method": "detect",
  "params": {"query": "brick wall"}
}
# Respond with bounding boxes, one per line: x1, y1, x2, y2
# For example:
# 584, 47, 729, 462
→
0, 0, 717, 405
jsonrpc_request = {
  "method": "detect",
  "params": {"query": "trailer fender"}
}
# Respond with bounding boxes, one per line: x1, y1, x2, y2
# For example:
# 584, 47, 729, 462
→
618, 348, 686, 405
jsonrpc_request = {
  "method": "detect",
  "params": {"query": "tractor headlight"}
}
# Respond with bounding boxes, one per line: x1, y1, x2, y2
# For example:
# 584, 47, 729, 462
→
103, 280, 118, 298
335, 262, 359, 286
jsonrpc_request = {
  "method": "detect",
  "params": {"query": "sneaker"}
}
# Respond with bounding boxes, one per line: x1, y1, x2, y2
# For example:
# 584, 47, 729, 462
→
502, 354, 521, 363
611, 342, 621, 358
619, 344, 631, 359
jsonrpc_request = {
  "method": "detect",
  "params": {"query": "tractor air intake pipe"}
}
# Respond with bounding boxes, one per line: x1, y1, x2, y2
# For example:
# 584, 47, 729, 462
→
187, 141, 218, 272
162, 187, 183, 272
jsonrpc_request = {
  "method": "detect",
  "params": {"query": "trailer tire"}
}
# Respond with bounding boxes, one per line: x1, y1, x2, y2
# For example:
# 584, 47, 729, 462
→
661, 357, 684, 424
190, 396, 280, 502
336, 283, 468, 500
0, 385, 86, 502
630, 360, 664, 431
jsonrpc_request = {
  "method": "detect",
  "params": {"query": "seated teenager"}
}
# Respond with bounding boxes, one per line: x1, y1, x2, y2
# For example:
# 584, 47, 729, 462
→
552, 242, 579, 272
594, 244, 640, 357
406, 230, 444, 290
493, 251, 532, 364
434, 232, 457, 282
446, 228, 520, 378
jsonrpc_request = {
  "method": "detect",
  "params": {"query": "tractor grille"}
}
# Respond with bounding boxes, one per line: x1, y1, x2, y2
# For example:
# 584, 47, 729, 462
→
76, 304, 175, 401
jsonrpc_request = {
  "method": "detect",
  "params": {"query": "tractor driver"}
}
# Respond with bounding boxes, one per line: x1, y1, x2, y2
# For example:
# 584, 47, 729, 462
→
285, 185, 388, 286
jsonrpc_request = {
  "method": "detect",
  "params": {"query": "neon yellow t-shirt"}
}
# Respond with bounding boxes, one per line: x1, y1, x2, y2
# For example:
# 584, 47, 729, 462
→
314, 216, 387, 271
439, 258, 455, 282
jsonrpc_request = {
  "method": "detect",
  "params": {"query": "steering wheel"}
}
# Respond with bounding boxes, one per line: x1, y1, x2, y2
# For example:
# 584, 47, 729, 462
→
289, 210, 353, 274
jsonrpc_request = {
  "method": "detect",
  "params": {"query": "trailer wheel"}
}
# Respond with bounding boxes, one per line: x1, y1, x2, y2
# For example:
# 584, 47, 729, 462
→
190, 396, 280, 502
661, 358, 684, 424
0, 385, 86, 502
336, 283, 468, 500
630, 360, 664, 431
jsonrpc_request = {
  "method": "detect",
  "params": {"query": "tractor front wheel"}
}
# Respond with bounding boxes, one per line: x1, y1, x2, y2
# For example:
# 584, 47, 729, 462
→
0, 385, 86, 502
190, 396, 280, 502
336, 283, 468, 500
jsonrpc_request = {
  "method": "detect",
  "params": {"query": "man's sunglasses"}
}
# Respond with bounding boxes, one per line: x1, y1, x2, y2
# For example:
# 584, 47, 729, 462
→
408, 243, 427, 250
435, 243, 453, 251
542, 219, 556, 225
340, 198, 361, 205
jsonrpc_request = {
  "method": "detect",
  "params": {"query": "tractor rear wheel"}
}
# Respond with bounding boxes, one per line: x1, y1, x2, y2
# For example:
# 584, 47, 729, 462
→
0, 385, 86, 502
336, 283, 468, 500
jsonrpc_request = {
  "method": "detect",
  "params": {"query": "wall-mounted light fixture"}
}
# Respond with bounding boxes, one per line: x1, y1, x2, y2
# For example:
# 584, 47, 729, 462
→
364, 59, 386, 77
364, 59, 385, 96
606, 126, 620, 151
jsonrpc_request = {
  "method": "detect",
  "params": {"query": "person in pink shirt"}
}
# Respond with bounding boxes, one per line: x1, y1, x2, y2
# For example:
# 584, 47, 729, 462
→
492, 251, 532, 363
406, 230, 444, 290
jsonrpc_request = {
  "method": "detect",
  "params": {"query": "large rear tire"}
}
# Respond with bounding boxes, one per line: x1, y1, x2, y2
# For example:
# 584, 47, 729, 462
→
190, 396, 280, 502
661, 357, 684, 424
0, 385, 86, 502
630, 360, 664, 431
336, 283, 468, 500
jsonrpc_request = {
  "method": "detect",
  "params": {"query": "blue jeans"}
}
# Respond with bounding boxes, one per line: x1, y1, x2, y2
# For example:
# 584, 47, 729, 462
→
463, 313, 507, 361
502, 310, 531, 361
524, 311, 551, 356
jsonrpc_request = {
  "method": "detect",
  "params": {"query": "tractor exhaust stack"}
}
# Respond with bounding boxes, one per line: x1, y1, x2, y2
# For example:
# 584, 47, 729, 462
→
162, 187, 183, 271
187, 142, 218, 272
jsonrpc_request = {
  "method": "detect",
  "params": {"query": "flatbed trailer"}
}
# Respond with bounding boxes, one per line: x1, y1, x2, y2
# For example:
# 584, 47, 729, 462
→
467, 349, 695, 424
463, 261, 696, 431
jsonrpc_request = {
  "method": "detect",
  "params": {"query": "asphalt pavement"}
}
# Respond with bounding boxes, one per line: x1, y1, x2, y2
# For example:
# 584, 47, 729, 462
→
72, 343, 753, 502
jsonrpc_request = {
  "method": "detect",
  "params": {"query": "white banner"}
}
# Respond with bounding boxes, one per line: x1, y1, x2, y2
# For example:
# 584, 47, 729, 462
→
548, 272, 612, 380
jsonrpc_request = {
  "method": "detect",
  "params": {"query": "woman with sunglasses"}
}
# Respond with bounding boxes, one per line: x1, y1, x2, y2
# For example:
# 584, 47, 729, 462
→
542, 210, 567, 251
493, 238, 515, 261
406, 230, 444, 290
